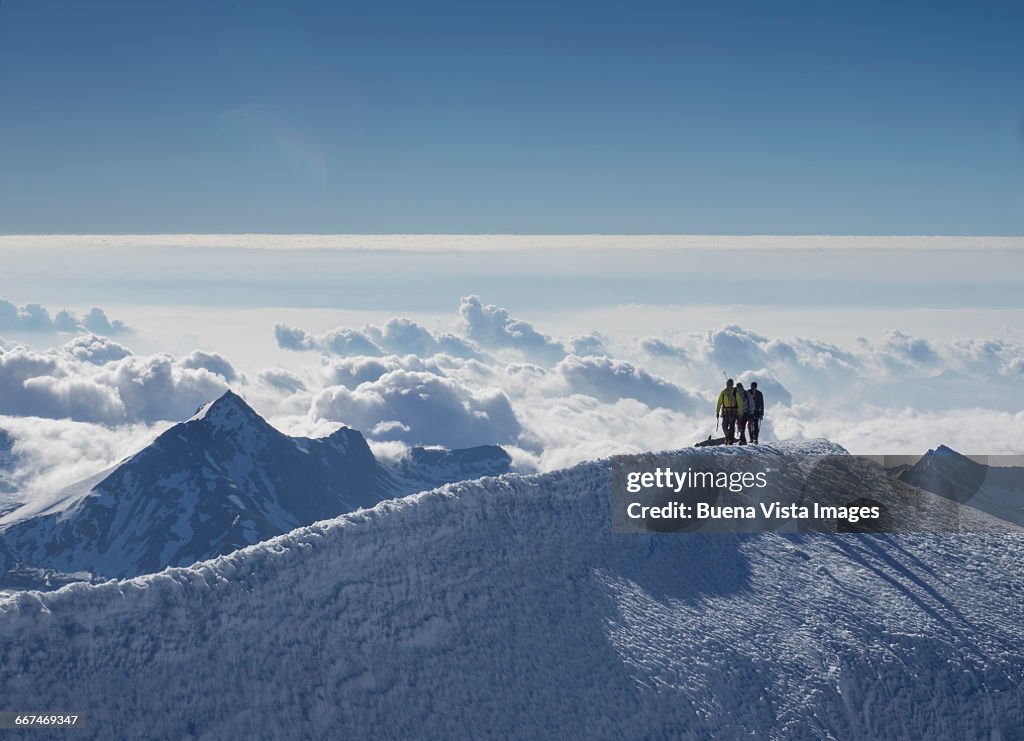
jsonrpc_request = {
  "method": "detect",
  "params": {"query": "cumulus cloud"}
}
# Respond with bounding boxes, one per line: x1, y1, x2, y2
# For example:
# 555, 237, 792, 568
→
80, 307, 131, 335
879, 329, 940, 365
181, 350, 238, 382
21, 375, 126, 424
735, 370, 793, 407
701, 325, 772, 374
257, 368, 307, 394
0, 343, 229, 424
0, 346, 61, 416
0, 299, 131, 335
274, 323, 317, 351
458, 295, 566, 364
366, 318, 479, 358
660, 325, 863, 390
275, 317, 480, 359
318, 354, 447, 390
95, 354, 229, 423
555, 355, 699, 413
275, 323, 381, 356
63, 335, 133, 364
0, 302, 53, 332
639, 337, 687, 360
318, 327, 383, 356
311, 369, 521, 448
275, 296, 570, 365
53, 310, 80, 333
1004, 357, 1024, 376
322, 356, 401, 389
569, 332, 609, 357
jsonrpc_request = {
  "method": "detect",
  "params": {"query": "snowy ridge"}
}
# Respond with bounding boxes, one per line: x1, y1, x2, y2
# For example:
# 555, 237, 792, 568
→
0, 439, 1022, 739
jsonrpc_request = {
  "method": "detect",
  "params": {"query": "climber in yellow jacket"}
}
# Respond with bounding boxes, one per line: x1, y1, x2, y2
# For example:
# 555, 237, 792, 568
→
715, 378, 743, 445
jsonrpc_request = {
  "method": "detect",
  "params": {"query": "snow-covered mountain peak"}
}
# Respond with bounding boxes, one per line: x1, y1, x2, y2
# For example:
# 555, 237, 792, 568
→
0, 392, 515, 581
188, 390, 267, 434
322, 424, 369, 452
916, 444, 983, 474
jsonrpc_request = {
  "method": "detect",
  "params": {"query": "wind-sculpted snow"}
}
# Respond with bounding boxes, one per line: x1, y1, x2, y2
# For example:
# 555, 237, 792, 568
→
0, 440, 1021, 739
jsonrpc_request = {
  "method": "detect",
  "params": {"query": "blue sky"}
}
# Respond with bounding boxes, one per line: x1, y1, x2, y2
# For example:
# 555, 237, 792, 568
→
1, 0, 1022, 233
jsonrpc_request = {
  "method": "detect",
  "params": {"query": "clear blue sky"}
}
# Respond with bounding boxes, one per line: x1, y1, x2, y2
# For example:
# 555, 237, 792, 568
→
1, 0, 1022, 234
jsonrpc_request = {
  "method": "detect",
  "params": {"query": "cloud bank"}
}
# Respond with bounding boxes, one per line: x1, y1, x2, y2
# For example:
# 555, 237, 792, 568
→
0, 299, 131, 335
0, 340, 228, 425
276, 318, 478, 359
3, 294, 1024, 504
311, 370, 521, 449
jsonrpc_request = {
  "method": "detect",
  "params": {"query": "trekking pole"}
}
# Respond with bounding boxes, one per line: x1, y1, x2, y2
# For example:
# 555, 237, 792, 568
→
716, 372, 727, 433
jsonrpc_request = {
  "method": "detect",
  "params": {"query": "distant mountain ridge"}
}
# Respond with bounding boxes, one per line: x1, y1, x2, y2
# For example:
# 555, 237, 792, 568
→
895, 444, 1024, 526
0, 391, 511, 582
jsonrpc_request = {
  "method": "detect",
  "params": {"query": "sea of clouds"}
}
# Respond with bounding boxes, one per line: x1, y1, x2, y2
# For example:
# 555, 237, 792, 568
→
1, 294, 1023, 504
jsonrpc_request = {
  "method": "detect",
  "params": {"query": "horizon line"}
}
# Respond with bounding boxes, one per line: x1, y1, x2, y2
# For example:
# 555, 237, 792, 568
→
2, 234, 1024, 252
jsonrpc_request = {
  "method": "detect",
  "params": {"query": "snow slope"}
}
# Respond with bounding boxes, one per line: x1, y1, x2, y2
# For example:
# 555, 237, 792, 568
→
0, 440, 1021, 740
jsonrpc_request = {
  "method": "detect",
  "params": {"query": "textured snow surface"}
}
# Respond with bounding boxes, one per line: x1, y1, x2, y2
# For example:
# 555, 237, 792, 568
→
0, 439, 1022, 740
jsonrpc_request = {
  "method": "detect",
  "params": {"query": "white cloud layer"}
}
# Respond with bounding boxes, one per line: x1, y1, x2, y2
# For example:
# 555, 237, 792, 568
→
3, 295, 1024, 504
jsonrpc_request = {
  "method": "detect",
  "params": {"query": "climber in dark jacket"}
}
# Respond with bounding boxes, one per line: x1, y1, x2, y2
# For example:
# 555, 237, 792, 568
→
748, 381, 765, 444
736, 382, 753, 445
